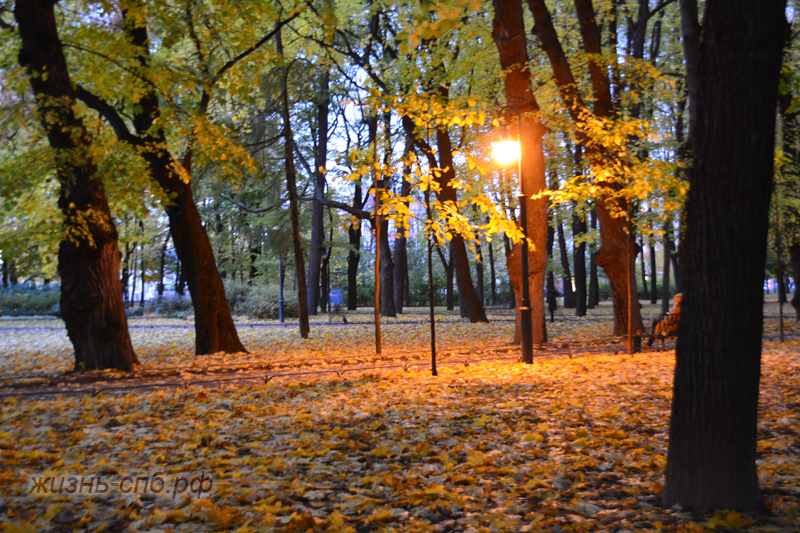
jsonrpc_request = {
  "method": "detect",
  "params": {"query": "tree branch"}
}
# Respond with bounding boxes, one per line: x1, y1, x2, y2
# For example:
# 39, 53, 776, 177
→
74, 85, 138, 145
213, 5, 308, 82
298, 195, 372, 219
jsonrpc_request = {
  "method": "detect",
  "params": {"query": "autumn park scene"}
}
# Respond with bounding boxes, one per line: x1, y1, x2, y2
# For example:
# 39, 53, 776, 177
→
1, 0, 800, 531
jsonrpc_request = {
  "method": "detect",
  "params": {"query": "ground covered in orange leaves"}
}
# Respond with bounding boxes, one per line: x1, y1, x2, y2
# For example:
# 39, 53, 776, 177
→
0, 302, 798, 532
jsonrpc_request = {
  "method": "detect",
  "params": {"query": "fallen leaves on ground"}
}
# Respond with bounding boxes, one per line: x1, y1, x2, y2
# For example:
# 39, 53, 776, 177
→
0, 342, 798, 532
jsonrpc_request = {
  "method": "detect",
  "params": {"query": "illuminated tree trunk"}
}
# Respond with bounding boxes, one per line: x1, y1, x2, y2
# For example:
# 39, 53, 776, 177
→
663, 0, 787, 510
492, 0, 548, 340
528, 0, 643, 337
15, 0, 137, 371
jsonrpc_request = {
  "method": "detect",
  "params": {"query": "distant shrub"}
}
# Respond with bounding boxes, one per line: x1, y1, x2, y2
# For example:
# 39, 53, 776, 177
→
0, 284, 61, 317
234, 284, 299, 319
146, 294, 193, 317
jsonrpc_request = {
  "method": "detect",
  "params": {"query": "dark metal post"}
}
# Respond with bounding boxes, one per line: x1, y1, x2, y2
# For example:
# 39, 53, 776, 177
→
426, 188, 438, 376
278, 254, 285, 324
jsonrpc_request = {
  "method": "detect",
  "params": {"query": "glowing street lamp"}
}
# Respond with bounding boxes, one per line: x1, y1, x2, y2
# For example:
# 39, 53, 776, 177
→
492, 105, 533, 365
491, 140, 521, 165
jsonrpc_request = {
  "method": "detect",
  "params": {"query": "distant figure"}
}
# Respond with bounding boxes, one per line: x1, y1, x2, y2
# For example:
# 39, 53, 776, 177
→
647, 293, 682, 347
329, 286, 347, 324
546, 287, 560, 323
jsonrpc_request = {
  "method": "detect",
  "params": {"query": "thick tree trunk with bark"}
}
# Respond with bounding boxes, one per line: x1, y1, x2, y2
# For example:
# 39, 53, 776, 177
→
75, 6, 245, 355
663, 0, 787, 511
529, 0, 642, 336
15, 0, 138, 371
492, 0, 548, 339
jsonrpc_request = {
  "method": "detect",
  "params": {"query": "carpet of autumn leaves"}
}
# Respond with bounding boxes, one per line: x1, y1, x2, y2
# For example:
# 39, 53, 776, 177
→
0, 302, 798, 532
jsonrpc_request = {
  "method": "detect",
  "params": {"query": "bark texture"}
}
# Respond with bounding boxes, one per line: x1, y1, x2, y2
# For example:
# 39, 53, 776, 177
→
15, 0, 138, 371
663, 0, 787, 510
492, 0, 548, 341
529, 0, 642, 336
77, 6, 245, 355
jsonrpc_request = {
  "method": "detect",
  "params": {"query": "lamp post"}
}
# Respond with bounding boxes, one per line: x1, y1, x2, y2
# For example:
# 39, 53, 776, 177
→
493, 104, 533, 364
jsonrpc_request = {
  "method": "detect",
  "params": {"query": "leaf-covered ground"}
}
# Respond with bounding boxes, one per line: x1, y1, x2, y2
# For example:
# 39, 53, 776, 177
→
0, 301, 798, 532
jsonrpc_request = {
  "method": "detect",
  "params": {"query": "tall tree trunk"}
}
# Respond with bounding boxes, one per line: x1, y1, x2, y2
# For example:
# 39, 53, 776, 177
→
347, 183, 363, 311
130, 249, 137, 306
347, 223, 361, 311
158, 234, 169, 299
557, 220, 576, 308
529, 0, 642, 336
663, 0, 787, 511
8, 260, 17, 285
573, 210, 587, 316
671, 244, 685, 293
307, 68, 330, 315
492, 0, 547, 338
588, 208, 599, 308
215, 214, 227, 280
139, 253, 145, 307
488, 230, 498, 306
649, 242, 658, 304
377, 219, 396, 317
249, 245, 260, 284
15, 0, 138, 371
790, 244, 800, 320
393, 138, 413, 314
122, 241, 133, 303
277, 27, 309, 339
445, 255, 455, 311
475, 240, 485, 307
503, 234, 514, 309
435, 127, 487, 323
661, 232, 673, 315
639, 238, 649, 300
76, 5, 244, 354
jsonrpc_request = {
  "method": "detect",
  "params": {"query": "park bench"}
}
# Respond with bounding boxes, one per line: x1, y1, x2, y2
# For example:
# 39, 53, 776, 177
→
646, 312, 680, 348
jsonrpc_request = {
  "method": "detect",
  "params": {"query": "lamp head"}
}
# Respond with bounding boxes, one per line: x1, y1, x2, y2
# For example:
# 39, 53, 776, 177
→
492, 140, 520, 165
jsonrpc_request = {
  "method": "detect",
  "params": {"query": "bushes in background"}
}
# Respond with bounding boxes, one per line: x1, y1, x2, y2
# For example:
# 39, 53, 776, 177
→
0, 284, 61, 317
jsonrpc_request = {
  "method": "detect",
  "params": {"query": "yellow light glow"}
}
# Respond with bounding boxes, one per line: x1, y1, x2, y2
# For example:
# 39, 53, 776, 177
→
492, 140, 520, 164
